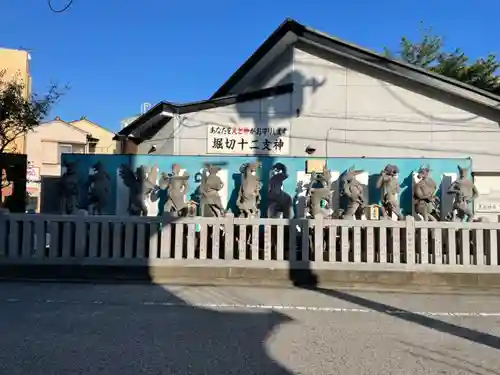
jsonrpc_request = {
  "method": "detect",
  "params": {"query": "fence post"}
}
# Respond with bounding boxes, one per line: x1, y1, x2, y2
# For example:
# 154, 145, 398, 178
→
405, 215, 415, 265
224, 212, 235, 260
74, 210, 88, 259
314, 216, 324, 262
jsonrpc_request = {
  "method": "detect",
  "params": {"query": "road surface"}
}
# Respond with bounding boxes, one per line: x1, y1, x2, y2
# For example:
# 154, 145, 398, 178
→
0, 282, 499, 375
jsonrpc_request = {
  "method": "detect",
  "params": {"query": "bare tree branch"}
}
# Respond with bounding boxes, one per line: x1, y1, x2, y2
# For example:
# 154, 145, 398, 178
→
0, 69, 68, 153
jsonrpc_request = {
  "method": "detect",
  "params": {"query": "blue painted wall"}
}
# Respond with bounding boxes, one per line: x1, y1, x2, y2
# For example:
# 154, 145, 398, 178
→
61, 154, 472, 216
61, 154, 131, 215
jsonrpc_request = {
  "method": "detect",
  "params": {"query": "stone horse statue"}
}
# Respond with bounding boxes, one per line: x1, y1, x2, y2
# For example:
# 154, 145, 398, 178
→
163, 164, 190, 217
341, 166, 366, 219
87, 161, 110, 215
237, 162, 261, 218
119, 164, 157, 216
447, 165, 479, 222
59, 160, 80, 215
268, 163, 292, 218
376, 164, 404, 220
306, 166, 333, 219
413, 165, 440, 221
199, 163, 225, 217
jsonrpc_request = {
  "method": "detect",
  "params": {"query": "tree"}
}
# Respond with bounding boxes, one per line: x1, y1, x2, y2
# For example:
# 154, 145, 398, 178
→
0, 70, 66, 205
0, 69, 65, 153
385, 23, 500, 95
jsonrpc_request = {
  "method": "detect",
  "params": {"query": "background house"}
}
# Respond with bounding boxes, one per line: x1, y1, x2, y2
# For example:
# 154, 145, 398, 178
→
70, 116, 118, 154
26, 116, 116, 212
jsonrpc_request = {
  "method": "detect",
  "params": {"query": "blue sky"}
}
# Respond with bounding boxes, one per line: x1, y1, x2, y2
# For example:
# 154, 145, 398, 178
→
1, 0, 498, 132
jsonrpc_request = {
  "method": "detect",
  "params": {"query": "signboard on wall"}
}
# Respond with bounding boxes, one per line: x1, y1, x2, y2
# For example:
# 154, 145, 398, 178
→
206, 123, 290, 155
476, 202, 500, 213
473, 174, 500, 220
26, 165, 39, 182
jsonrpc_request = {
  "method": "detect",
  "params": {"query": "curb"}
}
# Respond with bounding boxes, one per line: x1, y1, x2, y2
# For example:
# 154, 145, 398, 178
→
1, 265, 500, 294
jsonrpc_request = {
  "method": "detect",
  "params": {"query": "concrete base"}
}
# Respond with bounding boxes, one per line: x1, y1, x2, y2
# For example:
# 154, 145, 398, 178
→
1, 265, 500, 294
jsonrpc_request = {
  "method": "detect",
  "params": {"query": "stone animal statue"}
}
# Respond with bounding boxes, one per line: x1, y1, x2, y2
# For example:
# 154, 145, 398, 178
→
306, 166, 333, 219
268, 163, 292, 218
199, 163, 225, 217
237, 162, 261, 218
446, 165, 479, 222
59, 160, 80, 214
341, 166, 365, 219
413, 165, 439, 221
87, 161, 110, 215
163, 164, 190, 217
376, 164, 404, 220
119, 164, 157, 216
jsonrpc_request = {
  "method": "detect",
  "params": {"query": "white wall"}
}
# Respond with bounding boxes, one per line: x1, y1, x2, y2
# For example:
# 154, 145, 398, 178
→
146, 42, 500, 171
26, 120, 88, 177
291, 46, 500, 171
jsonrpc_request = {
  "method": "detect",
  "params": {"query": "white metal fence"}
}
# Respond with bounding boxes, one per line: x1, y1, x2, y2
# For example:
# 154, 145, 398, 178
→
0, 212, 499, 272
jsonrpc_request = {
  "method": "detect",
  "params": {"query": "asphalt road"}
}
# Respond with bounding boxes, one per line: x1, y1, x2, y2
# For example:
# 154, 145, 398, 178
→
1, 283, 500, 375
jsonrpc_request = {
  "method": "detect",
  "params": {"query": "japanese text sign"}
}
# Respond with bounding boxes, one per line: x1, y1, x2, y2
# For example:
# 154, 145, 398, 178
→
206, 124, 290, 155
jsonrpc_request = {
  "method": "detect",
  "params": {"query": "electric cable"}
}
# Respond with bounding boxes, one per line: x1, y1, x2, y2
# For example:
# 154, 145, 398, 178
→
47, 0, 73, 13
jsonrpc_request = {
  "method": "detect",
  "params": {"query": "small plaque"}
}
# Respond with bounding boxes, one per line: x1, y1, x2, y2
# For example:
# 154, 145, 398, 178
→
366, 205, 379, 220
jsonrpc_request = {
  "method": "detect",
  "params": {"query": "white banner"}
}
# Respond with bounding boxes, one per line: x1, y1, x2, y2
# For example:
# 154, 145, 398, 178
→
206, 123, 290, 155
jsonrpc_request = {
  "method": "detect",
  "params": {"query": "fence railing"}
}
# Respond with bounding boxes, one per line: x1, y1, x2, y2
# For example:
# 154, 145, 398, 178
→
0, 212, 499, 272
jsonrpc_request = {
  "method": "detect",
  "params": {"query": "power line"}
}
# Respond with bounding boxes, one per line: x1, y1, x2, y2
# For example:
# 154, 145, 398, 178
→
47, 0, 73, 13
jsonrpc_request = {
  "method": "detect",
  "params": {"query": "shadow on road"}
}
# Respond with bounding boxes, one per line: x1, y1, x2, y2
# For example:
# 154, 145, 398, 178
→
0, 282, 294, 375
287, 255, 500, 352
313, 287, 500, 350
283, 214, 500, 352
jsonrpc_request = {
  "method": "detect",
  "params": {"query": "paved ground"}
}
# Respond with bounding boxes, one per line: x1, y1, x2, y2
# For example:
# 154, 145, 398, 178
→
0, 283, 499, 375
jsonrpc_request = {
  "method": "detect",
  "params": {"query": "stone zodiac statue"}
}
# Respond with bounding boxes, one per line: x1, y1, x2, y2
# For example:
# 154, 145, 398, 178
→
163, 164, 190, 217
341, 166, 365, 219
446, 165, 479, 222
237, 161, 261, 218
119, 164, 157, 216
413, 165, 439, 221
376, 164, 404, 220
199, 163, 225, 217
268, 163, 292, 218
59, 160, 80, 215
87, 161, 110, 215
306, 165, 333, 219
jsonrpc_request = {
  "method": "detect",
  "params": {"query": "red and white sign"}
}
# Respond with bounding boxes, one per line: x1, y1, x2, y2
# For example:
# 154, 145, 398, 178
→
27, 165, 40, 182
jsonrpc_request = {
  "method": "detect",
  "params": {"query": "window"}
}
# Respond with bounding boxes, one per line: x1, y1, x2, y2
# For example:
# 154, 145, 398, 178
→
72, 144, 85, 154
58, 144, 72, 163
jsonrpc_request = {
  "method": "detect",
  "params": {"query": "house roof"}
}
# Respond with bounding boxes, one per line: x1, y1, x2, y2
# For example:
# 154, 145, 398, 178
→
115, 83, 293, 140
117, 18, 500, 144
211, 18, 500, 106
41, 117, 103, 142
69, 116, 115, 135
40, 118, 90, 135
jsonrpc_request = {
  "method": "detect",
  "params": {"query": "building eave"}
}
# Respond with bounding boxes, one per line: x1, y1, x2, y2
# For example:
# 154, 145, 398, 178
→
115, 83, 294, 142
